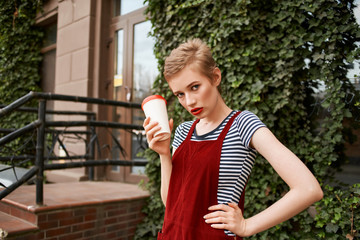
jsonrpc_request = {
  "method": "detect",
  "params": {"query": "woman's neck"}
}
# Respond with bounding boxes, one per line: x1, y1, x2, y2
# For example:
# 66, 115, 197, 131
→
196, 98, 232, 135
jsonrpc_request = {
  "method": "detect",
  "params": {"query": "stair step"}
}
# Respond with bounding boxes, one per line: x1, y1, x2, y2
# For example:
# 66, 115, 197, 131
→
45, 168, 88, 183
0, 211, 38, 237
0, 200, 37, 225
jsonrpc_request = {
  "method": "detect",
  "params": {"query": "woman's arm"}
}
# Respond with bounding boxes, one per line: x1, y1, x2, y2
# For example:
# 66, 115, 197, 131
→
243, 127, 323, 235
143, 117, 174, 206
159, 148, 174, 206
204, 127, 323, 236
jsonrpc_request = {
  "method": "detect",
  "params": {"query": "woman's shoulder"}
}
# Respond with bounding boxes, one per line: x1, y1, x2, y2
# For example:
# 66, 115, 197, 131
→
175, 120, 195, 135
232, 110, 267, 147
172, 120, 195, 148
234, 110, 263, 124
178, 119, 195, 128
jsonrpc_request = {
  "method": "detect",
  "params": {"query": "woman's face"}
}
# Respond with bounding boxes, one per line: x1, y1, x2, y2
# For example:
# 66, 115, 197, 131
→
168, 65, 221, 118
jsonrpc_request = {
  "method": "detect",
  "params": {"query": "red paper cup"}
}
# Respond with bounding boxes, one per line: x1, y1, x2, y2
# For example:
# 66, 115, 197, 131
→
142, 95, 170, 141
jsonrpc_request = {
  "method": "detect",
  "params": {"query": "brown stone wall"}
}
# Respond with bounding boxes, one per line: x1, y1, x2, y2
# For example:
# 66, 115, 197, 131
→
49, 0, 99, 176
54, 0, 96, 110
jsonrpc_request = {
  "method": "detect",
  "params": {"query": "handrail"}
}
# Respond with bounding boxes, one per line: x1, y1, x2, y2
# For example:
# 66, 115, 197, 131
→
44, 159, 147, 170
0, 104, 96, 116
31, 92, 142, 108
0, 92, 35, 117
0, 91, 141, 118
45, 120, 144, 130
0, 92, 147, 205
0, 167, 39, 200
0, 120, 41, 146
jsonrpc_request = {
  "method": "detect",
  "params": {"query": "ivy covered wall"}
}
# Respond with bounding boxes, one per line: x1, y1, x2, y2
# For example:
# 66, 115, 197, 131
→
135, 0, 360, 239
0, 0, 44, 157
0, 0, 43, 105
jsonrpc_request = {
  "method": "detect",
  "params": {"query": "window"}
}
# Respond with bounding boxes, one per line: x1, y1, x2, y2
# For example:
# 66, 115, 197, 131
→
113, 0, 147, 16
40, 22, 57, 113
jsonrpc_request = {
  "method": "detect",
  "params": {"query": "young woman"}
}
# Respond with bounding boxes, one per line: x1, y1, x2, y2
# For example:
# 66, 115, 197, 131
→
143, 38, 323, 240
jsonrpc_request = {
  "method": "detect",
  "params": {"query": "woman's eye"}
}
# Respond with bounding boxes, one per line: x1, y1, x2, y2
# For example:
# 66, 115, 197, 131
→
191, 85, 199, 91
176, 93, 184, 98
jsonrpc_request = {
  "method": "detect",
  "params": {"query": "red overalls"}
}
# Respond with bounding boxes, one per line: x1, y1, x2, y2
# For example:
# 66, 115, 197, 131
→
158, 111, 244, 240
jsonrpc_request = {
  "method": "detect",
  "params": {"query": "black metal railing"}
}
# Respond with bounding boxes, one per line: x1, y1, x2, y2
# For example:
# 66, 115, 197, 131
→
0, 92, 147, 205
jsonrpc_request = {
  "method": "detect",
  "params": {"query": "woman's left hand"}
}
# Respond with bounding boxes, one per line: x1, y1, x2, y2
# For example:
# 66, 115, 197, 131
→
203, 202, 247, 237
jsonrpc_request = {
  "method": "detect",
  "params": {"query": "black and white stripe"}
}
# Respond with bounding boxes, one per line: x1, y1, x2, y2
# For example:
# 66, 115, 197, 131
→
172, 110, 266, 236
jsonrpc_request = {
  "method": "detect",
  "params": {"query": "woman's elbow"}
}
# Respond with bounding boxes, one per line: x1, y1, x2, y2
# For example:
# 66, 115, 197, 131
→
307, 183, 323, 203
315, 187, 324, 202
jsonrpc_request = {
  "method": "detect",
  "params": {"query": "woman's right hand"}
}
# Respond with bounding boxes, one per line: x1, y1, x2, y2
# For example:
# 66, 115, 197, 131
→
143, 117, 173, 156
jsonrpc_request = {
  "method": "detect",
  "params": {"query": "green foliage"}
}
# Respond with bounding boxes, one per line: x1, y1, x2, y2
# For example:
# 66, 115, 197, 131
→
135, 149, 164, 239
135, 0, 360, 239
314, 184, 360, 239
0, 0, 44, 157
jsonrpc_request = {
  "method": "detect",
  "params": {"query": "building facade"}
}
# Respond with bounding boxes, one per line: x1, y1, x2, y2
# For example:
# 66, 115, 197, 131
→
36, 0, 360, 186
37, 0, 156, 184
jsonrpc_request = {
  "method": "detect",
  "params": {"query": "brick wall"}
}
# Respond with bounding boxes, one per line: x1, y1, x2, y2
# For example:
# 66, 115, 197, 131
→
8, 198, 146, 240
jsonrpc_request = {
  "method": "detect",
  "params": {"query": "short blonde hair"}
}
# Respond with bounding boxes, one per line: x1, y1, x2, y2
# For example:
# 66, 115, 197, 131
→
164, 39, 217, 84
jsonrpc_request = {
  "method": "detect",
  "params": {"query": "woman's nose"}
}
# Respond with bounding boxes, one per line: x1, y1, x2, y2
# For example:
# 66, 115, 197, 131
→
185, 94, 196, 106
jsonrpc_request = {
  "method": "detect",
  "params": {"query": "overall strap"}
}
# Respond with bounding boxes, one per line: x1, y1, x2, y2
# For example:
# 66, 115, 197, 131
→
185, 118, 200, 141
218, 111, 241, 140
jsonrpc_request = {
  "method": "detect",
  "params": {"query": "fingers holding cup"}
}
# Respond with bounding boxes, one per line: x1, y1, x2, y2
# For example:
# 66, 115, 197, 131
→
142, 95, 171, 141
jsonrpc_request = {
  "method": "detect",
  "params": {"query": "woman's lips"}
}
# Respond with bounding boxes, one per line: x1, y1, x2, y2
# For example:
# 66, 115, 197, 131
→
191, 107, 203, 115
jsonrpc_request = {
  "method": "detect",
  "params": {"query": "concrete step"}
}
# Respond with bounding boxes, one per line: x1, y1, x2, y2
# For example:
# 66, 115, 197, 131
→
45, 167, 87, 183
0, 211, 38, 238
0, 198, 37, 225
0, 182, 149, 239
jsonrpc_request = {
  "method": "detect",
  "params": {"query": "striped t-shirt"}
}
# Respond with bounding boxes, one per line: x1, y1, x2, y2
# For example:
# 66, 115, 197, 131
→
172, 111, 266, 235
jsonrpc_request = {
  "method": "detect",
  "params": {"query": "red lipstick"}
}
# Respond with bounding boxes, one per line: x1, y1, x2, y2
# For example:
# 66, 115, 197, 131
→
191, 107, 203, 115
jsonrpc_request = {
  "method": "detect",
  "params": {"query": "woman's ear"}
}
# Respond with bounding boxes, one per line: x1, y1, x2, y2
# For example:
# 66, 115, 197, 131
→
213, 67, 222, 87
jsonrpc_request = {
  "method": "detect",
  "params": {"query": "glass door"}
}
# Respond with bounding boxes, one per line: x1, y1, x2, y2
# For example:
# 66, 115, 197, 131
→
131, 20, 158, 175
108, 1, 158, 183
